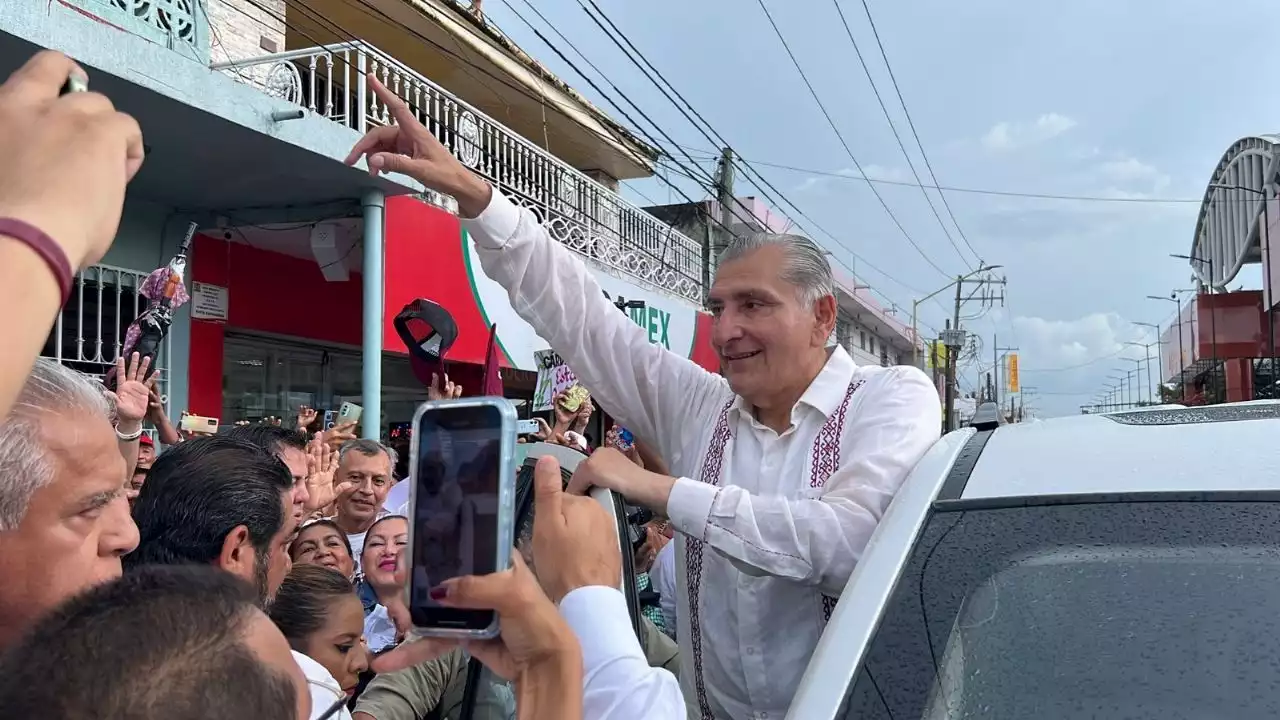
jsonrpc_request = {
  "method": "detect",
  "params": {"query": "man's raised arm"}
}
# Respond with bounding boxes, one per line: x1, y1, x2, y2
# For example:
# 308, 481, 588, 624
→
346, 74, 723, 459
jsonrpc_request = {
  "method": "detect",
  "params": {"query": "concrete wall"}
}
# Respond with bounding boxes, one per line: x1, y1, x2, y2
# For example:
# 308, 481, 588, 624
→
207, 0, 286, 63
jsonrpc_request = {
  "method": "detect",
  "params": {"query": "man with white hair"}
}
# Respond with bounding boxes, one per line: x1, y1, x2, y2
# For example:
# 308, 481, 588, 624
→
348, 77, 941, 718
0, 358, 139, 649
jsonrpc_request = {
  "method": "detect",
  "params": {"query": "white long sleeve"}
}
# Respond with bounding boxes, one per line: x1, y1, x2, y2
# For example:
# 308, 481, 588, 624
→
460, 189, 726, 470
559, 586, 686, 719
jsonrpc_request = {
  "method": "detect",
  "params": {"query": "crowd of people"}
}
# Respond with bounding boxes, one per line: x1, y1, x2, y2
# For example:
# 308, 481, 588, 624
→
0, 50, 941, 719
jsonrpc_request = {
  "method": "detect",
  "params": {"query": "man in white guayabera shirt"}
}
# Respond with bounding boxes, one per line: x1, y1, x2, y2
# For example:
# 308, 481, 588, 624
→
347, 76, 941, 720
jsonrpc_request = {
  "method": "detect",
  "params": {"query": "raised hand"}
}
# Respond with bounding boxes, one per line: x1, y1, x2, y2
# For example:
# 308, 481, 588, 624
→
0, 51, 145, 270
320, 419, 358, 451
551, 391, 576, 430
303, 436, 354, 512
343, 74, 492, 217
427, 373, 462, 401
109, 352, 152, 428
532, 417, 552, 442
571, 396, 593, 432
296, 405, 317, 432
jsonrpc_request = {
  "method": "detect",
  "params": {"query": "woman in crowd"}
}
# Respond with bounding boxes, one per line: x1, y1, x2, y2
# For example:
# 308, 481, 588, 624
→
359, 515, 410, 653
270, 564, 371, 720
292, 519, 385, 616
292, 519, 358, 581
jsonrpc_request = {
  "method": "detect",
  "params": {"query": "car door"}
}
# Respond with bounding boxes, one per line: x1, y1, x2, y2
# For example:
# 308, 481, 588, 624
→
455, 442, 645, 719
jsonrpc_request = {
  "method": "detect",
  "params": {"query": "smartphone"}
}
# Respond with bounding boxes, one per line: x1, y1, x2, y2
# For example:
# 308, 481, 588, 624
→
516, 419, 540, 436
407, 397, 517, 638
615, 426, 635, 451
323, 410, 337, 431
338, 402, 363, 426
179, 414, 219, 434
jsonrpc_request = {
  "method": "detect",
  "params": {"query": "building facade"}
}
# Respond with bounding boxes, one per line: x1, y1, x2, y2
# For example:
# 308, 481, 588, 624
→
1167, 134, 1280, 403
10, 0, 712, 438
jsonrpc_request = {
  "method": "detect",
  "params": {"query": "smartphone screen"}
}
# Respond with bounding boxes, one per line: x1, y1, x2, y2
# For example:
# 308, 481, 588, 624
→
409, 403, 504, 630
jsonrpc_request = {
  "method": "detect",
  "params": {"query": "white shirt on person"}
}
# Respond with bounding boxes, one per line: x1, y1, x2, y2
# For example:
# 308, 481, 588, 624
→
363, 604, 398, 654
649, 541, 679, 639
559, 586, 685, 719
292, 650, 353, 720
462, 189, 941, 719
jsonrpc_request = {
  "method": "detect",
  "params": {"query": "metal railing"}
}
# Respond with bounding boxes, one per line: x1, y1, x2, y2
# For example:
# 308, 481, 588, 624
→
212, 40, 704, 301
42, 263, 173, 423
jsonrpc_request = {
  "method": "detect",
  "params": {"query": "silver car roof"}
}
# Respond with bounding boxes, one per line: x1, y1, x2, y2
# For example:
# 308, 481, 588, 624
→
961, 401, 1280, 501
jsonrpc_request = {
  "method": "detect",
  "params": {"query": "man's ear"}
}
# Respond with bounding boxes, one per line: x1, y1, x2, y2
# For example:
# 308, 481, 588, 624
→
218, 525, 254, 582
813, 294, 838, 346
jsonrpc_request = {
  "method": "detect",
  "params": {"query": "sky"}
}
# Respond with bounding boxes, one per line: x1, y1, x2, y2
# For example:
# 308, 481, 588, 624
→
473, 0, 1277, 416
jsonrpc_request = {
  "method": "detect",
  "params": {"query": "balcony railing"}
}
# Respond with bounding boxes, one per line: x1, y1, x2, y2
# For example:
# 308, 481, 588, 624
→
78, 0, 208, 63
212, 40, 704, 302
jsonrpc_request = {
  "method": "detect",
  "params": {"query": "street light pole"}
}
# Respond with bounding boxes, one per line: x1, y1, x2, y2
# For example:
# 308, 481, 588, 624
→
1148, 295, 1187, 401
1172, 253, 1221, 403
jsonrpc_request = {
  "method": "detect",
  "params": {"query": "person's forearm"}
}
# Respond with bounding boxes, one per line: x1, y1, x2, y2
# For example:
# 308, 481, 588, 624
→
517, 650, 583, 720
0, 240, 65, 419
462, 188, 723, 466
154, 412, 181, 446
559, 587, 685, 719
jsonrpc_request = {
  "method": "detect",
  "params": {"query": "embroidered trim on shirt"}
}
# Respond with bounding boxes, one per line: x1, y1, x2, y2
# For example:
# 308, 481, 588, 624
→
685, 380, 865, 718
685, 399, 733, 720
810, 380, 863, 488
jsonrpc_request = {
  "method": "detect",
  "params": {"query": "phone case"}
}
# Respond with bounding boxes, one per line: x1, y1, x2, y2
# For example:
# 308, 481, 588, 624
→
406, 397, 517, 640
338, 402, 362, 424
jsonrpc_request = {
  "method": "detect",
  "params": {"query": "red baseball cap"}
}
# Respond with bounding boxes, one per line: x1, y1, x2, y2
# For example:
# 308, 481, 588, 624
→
393, 299, 459, 389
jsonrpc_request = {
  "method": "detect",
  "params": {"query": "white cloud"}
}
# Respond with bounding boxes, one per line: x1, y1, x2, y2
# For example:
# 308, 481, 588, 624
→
981, 113, 1078, 152
1093, 156, 1172, 198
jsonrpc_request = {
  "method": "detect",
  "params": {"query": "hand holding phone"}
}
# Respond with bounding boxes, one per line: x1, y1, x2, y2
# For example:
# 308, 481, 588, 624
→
527, 455, 621, 603
407, 397, 516, 638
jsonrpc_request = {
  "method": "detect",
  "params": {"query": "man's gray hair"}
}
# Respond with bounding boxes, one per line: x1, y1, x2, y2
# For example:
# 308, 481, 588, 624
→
338, 438, 398, 474
717, 232, 836, 307
0, 359, 113, 531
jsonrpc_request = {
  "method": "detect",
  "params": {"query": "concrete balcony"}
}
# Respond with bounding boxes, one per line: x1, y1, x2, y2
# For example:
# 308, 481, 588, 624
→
212, 39, 705, 302
75, 0, 209, 63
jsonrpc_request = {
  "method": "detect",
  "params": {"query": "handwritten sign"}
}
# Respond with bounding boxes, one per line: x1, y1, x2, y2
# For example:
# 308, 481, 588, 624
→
532, 350, 578, 412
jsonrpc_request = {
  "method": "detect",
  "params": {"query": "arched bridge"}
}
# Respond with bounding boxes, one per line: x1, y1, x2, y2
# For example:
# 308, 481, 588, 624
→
1191, 134, 1280, 289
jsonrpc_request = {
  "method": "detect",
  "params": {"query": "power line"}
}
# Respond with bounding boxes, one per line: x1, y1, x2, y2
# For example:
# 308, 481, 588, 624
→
828, 0, 975, 270
569, 0, 947, 318
693, 153, 1212, 204
751, 0, 955, 279
571, 0, 928, 302
853, 0, 983, 263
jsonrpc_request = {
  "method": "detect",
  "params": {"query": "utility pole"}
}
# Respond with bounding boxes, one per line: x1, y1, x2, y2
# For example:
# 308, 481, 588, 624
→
939, 270, 1007, 431
992, 333, 999, 409
704, 147, 737, 296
